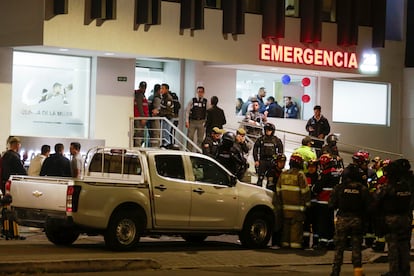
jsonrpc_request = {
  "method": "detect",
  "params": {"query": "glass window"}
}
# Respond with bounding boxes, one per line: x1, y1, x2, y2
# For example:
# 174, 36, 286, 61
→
89, 153, 142, 175
190, 156, 230, 185
332, 80, 390, 126
155, 155, 185, 179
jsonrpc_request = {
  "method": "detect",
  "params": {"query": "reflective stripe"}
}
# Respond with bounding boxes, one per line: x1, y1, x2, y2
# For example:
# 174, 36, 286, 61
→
283, 205, 305, 211
316, 200, 329, 204
301, 187, 309, 194
281, 185, 300, 192
290, 242, 302, 249
322, 187, 333, 191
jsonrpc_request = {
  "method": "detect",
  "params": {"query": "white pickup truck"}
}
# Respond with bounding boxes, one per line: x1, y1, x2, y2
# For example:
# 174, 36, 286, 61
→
7, 147, 276, 251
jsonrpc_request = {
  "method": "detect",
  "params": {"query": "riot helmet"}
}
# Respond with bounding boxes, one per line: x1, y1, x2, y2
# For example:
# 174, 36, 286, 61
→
221, 131, 235, 147
326, 134, 338, 145
263, 123, 275, 136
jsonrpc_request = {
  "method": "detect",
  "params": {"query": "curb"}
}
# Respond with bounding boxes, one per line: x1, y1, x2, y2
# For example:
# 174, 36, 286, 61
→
0, 258, 161, 275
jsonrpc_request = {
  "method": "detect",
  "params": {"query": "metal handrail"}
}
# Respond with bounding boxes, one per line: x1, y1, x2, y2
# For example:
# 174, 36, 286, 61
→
130, 117, 202, 153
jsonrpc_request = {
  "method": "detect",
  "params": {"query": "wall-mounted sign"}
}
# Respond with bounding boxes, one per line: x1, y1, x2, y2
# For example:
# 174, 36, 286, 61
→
259, 44, 358, 69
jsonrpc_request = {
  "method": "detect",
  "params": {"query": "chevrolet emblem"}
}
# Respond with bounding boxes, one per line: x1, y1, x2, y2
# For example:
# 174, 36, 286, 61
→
32, 191, 43, 198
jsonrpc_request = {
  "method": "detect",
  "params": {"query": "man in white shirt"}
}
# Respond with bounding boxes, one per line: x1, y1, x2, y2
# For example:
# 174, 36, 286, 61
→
27, 144, 51, 176
70, 142, 83, 178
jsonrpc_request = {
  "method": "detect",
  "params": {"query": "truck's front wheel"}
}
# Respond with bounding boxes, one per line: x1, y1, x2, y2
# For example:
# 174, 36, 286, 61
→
104, 210, 142, 251
239, 211, 272, 249
45, 220, 80, 246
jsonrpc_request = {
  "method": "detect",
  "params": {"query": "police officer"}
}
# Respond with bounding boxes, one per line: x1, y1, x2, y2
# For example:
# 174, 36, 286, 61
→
231, 128, 250, 180
374, 159, 414, 276
159, 83, 175, 145
215, 132, 245, 177
253, 123, 284, 187
276, 153, 310, 249
185, 86, 207, 151
201, 127, 223, 158
133, 81, 149, 147
322, 134, 344, 169
329, 163, 370, 276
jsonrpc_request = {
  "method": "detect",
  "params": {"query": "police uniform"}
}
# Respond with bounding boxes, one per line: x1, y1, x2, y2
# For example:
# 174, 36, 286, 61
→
186, 97, 207, 151
329, 164, 369, 276
215, 133, 244, 177
253, 135, 284, 186
201, 128, 222, 158
159, 91, 174, 144
374, 159, 414, 276
133, 84, 149, 147
276, 165, 310, 249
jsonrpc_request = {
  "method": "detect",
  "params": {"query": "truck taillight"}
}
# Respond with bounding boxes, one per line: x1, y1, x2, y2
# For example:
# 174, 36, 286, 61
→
66, 186, 81, 212
5, 180, 11, 194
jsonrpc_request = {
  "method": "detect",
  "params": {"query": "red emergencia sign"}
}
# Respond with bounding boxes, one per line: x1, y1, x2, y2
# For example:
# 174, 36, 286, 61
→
259, 43, 358, 69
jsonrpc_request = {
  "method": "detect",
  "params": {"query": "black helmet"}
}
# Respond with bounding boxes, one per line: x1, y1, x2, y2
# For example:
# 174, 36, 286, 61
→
222, 131, 235, 144
326, 134, 338, 144
274, 153, 287, 162
263, 123, 275, 135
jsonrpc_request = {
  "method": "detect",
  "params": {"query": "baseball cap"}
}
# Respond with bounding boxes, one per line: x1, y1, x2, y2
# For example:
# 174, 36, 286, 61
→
236, 128, 246, 135
302, 136, 314, 145
212, 127, 225, 134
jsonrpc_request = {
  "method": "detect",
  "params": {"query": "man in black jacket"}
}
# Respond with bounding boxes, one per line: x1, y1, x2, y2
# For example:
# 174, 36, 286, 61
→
1, 136, 27, 193
40, 143, 71, 177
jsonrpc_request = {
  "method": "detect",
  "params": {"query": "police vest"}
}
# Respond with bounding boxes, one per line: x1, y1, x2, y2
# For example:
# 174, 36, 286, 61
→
338, 182, 364, 214
190, 98, 207, 120
259, 136, 280, 158
383, 179, 412, 215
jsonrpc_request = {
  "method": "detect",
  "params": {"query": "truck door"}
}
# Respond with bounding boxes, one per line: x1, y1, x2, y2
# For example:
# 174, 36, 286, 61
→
187, 156, 238, 228
149, 154, 191, 228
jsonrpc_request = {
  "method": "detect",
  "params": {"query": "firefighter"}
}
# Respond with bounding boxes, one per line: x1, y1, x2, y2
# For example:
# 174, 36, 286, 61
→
276, 153, 310, 249
329, 163, 370, 276
253, 123, 284, 187
303, 159, 320, 249
312, 153, 341, 250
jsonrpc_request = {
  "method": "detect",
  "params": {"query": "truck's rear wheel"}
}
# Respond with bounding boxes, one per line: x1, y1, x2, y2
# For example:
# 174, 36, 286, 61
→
239, 211, 272, 249
104, 210, 142, 251
45, 220, 80, 246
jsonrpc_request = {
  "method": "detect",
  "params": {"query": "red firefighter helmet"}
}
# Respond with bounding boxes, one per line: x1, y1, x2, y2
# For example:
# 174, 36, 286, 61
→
289, 153, 304, 169
352, 150, 370, 164
319, 153, 333, 169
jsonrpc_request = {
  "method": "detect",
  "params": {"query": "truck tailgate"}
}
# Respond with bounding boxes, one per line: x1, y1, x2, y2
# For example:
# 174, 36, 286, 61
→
10, 176, 73, 212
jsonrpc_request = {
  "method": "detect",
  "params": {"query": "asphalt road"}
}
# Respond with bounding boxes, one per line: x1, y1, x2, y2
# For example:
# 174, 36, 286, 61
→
0, 228, 412, 275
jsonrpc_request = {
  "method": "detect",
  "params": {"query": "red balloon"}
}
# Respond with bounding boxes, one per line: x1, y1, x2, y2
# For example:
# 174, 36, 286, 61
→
302, 77, 311, 87
302, 94, 311, 103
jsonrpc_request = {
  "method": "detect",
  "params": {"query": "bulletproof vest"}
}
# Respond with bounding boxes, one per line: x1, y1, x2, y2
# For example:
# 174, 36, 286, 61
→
260, 136, 277, 158
338, 182, 364, 213
190, 98, 207, 120
383, 179, 412, 215
216, 148, 236, 173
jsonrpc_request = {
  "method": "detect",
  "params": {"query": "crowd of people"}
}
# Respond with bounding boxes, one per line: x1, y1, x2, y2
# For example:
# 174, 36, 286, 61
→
0, 137, 84, 195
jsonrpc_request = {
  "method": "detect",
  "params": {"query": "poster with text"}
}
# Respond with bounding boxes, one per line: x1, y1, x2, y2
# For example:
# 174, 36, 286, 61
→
12, 52, 91, 138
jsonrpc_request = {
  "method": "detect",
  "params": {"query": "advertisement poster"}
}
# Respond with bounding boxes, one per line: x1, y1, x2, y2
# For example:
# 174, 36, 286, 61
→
12, 52, 91, 138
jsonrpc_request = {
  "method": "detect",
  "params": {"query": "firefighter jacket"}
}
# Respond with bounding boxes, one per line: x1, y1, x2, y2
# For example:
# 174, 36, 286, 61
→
312, 167, 341, 204
253, 135, 284, 162
276, 168, 311, 216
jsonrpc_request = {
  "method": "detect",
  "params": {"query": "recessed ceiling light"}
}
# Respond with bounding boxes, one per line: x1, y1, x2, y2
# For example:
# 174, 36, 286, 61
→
104, 52, 115, 56
59, 48, 69, 52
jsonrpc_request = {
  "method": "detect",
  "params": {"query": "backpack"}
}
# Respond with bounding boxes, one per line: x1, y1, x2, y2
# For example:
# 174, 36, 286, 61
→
170, 92, 181, 117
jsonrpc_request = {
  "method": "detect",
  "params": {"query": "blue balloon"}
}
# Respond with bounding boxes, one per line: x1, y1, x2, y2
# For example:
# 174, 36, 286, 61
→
281, 74, 291, 85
